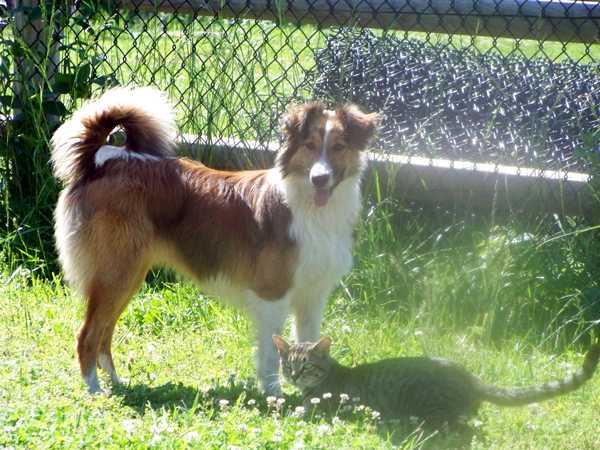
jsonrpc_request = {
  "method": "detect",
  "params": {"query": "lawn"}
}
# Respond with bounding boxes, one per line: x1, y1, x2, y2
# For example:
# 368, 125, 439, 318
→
2, 193, 600, 449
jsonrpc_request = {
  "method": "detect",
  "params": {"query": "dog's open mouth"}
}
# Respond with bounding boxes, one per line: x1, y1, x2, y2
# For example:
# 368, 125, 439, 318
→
314, 187, 331, 207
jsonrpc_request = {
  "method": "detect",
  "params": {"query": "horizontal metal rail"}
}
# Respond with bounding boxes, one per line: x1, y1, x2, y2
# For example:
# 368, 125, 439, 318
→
119, 0, 600, 43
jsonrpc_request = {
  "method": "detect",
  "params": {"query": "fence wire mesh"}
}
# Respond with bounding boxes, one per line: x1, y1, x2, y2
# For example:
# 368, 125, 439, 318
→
0, 0, 599, 235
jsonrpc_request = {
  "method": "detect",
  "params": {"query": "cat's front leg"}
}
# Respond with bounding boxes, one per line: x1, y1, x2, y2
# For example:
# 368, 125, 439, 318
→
246, 291, 290, 396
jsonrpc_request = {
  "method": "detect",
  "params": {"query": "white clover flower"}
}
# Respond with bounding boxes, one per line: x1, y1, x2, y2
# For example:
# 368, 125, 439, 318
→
317, 424, 331, 436
183, 431, 200, 442
332, 416, 343, 426
150, 418, 168, 434
266, 396, 277, 405
294, 406, 305, 417
247, 398, 256, 406
218, 399, 230, 409
122, 419, 137, 435
371, 410, 381, 420
146, 342, 158, 361
276, 397, 286, 406
322, 392, 332, 399
559, 361, 574, 370
339, 393, 350, 403
273, 429, 284, 442
310, 397, 321, 405
355, 404, 366, 411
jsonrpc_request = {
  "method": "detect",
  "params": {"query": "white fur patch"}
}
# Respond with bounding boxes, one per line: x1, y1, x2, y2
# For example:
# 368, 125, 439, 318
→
83, 368, 103, 394
245, 290, 291, 395
94, 145, 159, 167
309, 159, 333, 183
310, 117, 335, 187
322, 116, 335, 153
98, 353, 121, 384
201, 274, 246, 309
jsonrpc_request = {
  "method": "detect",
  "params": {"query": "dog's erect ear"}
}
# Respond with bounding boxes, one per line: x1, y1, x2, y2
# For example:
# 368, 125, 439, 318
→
282, 102, 324, 142
311, 336, 332, 356
272, 335, 290, 354
337, 104, 378, 150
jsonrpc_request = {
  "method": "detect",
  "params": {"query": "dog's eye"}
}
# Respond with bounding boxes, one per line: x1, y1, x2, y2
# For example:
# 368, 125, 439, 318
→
305, 142, 318, 152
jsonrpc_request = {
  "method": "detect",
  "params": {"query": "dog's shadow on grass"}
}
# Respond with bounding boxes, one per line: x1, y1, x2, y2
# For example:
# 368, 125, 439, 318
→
111, 377, 303, 416
112, 380, 484, 449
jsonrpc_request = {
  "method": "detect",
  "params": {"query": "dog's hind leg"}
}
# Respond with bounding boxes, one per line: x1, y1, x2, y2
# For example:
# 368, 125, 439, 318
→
78, 249, 150, 394
78, 286, 111, 394
97, 265, 148, 385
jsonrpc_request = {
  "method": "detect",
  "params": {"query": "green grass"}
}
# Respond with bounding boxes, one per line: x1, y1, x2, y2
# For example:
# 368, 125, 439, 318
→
1, 276, 599, 449
1, 194, 600, 449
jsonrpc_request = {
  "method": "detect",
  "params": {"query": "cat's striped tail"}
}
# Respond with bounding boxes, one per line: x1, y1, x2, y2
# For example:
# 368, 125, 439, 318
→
479, 342, 600, 407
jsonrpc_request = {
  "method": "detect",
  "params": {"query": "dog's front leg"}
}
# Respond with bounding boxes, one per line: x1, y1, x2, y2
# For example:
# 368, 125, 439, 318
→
292, 292, 328, 342
246, 292, 290, 396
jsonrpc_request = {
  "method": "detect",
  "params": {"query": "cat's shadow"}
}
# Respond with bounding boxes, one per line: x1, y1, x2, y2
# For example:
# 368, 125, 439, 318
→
374, 420, 483, 449
111, 380, 484, 448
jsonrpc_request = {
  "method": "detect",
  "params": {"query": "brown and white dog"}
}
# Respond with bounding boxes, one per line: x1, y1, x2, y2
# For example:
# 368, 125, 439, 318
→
51, 86, 377, 394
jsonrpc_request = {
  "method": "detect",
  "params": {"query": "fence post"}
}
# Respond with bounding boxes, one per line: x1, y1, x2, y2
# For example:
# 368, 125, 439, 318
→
12, 0, 61, 125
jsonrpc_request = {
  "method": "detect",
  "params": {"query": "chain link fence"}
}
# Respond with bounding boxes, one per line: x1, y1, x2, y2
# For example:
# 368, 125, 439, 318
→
0, 1, 599, 267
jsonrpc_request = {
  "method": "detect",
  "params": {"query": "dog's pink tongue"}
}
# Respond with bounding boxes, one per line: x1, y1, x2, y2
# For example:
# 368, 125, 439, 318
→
314, 189, 330, 207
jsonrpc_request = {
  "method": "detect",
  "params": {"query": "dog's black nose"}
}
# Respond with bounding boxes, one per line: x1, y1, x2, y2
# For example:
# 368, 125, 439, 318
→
311, 173, 330, 188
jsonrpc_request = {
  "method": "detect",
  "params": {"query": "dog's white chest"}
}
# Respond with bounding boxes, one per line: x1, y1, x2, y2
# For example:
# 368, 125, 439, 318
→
271, 170, 362, 302
289, 212, 354, 297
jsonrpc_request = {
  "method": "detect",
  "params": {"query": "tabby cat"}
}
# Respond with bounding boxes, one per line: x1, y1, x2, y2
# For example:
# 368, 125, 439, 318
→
272, 335, 599, 424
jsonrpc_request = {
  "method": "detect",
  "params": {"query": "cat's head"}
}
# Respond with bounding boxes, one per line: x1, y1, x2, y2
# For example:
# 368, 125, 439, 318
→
272, 335, 333, 391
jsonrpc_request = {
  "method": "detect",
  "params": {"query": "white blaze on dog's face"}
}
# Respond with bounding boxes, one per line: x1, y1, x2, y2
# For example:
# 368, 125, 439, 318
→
277, 102, 377, 208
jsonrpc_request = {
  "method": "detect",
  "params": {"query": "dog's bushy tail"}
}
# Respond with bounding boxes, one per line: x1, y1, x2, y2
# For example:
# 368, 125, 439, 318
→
51, 86, 176, 185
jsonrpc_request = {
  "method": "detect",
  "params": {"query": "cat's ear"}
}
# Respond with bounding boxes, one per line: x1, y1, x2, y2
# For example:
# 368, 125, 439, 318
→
312, 336, 332, 355
272, 335, 290, 354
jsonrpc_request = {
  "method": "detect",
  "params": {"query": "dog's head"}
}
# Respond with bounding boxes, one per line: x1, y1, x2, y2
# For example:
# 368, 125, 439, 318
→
276, 102, 378, 208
